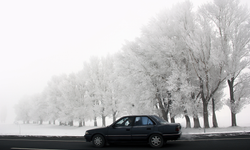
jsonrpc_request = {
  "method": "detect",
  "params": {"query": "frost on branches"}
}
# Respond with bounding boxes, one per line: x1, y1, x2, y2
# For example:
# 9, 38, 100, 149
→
15, 0, 250, 128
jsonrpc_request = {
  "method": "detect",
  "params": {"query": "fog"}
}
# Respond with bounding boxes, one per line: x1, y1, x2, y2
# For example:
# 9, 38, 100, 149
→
0, 0, 250, 127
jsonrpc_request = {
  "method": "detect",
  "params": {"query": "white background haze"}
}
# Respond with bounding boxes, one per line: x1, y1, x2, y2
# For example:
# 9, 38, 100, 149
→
0, 0, 250, 127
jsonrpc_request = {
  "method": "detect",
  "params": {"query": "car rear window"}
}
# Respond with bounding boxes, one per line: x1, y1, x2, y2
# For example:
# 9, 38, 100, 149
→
134, 117, 155, 126
151, 115, 168, 125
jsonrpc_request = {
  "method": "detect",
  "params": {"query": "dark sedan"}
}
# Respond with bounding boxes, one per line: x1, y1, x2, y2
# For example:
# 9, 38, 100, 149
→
84, 115, 182, 148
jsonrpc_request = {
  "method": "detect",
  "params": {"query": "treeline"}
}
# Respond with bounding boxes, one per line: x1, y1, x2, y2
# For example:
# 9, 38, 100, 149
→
15, 0, 250, 128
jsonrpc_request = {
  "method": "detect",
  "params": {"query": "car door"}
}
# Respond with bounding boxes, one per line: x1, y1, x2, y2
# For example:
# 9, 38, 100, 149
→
131, 116, 155, 141
107, 116, 134, 141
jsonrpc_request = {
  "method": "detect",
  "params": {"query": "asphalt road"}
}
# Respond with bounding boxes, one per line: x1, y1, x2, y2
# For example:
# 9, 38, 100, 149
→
0, 133, 250, 150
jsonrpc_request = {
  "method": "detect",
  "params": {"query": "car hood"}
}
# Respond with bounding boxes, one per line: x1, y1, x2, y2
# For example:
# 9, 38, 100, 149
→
87, 126, 108, 132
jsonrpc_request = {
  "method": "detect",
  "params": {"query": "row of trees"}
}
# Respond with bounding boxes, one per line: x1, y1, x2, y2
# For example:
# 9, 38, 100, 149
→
15, 0, 250, 128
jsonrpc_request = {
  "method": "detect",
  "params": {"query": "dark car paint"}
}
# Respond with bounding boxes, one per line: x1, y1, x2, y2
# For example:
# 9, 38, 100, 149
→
84, 115, 181, 144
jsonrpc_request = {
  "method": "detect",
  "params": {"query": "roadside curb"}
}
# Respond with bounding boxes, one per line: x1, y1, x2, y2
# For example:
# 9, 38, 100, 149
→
180, 131, 250, 140
0, 135, 85, 141
1, 131, 250, 141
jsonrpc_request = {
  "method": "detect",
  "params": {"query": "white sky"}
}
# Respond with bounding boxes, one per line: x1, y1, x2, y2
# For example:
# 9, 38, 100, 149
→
0, 0, 249, 125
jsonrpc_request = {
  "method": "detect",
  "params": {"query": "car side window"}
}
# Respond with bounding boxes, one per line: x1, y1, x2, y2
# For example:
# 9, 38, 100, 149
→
134, 117, 154, 126
115, 117, 133, 127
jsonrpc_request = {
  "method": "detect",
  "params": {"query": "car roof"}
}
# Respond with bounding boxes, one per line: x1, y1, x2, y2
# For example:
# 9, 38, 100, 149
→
113, 115, 162, 125
121, 115, 156, 117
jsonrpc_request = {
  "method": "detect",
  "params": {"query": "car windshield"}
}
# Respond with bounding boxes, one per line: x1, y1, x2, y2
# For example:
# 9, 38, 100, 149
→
151, 115, 168, 124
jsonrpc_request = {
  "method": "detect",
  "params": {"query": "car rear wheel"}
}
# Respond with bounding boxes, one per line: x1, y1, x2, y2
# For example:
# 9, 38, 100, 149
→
92, 134, 105, 148
149, 134, 164, 148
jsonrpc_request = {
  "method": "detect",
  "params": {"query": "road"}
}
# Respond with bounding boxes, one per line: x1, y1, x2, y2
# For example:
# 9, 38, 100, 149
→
0, 134, 250, 150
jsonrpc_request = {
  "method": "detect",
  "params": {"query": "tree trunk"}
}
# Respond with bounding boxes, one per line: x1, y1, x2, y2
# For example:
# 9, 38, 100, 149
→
199, 77, 210, 128
212, 98, 218, 127
39, 120, 43, 125
82, 119, 85, 126
184, 115, 191, 128
231, 111, 237, 126
156, 94, 169, 122
94, 116, 97, 126
113, 111, 117, 122
79, 121, 82, 127
202, 101, 210, 128
171, 116, 175, 123
228, 78, 237, 127
102, 114, 106, 127
193, 115, 201, 128
162, 112, 169, 122
68, 121, 73, 126
193, 117, 201, 128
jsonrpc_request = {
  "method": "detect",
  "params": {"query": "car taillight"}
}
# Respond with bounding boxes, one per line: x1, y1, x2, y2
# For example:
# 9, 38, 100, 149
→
175, 125, 181, 132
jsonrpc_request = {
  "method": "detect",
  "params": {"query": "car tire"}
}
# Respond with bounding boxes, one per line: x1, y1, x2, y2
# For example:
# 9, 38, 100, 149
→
149, 134, 164, 148
92, 134, 105, 148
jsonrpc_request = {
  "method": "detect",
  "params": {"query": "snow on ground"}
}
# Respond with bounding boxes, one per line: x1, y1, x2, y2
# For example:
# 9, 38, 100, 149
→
0, 123, 96, 136
0, 123, 250, 136
181, 126, 250, 134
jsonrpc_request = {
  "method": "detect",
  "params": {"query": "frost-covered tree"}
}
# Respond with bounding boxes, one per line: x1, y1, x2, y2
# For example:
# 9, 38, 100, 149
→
166, 65, 198, 128
182, 0, 228, 128
116, 42, 160, 117
74, 70, 88, 127
159, 1, 203, 127
15, 96, 33, 124
83, 56, 118, 126
225, 72, 250, 122
98, 55, 116, 126
29, 93, 48, 124
210, 83, 226, 128
15, 0, 250, 128
116, 1, 205, 126
200, 0, 250, 126
46, 74, 68, 125
119, 39, 173, 121
83, 60, 100, 126
58, 73, 82, 126
45, 73, 88, 126
102, 54, 122, 122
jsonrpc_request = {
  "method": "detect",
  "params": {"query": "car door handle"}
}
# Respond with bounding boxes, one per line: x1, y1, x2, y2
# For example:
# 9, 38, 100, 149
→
147, 128, 151, 130
126, 129, 130, 131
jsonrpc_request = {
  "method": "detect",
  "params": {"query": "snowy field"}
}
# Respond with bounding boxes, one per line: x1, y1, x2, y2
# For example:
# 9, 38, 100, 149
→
0, 123, 94, 136
0, 123, 250, 136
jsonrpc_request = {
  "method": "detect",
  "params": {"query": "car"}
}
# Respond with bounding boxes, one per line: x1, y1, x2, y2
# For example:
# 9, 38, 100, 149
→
84, 115, 182, 148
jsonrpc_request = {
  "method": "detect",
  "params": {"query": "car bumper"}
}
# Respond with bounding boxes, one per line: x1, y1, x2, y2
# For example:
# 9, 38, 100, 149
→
162, 132, 182, 140
84, 134, 92, 142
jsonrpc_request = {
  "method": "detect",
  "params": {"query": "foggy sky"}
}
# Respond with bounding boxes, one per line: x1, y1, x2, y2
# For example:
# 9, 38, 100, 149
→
0, 0, 249, 125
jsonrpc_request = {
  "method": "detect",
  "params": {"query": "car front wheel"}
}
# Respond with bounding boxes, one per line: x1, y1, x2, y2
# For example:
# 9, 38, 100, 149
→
149, 134, 164, 148
92, 134, 105, 148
